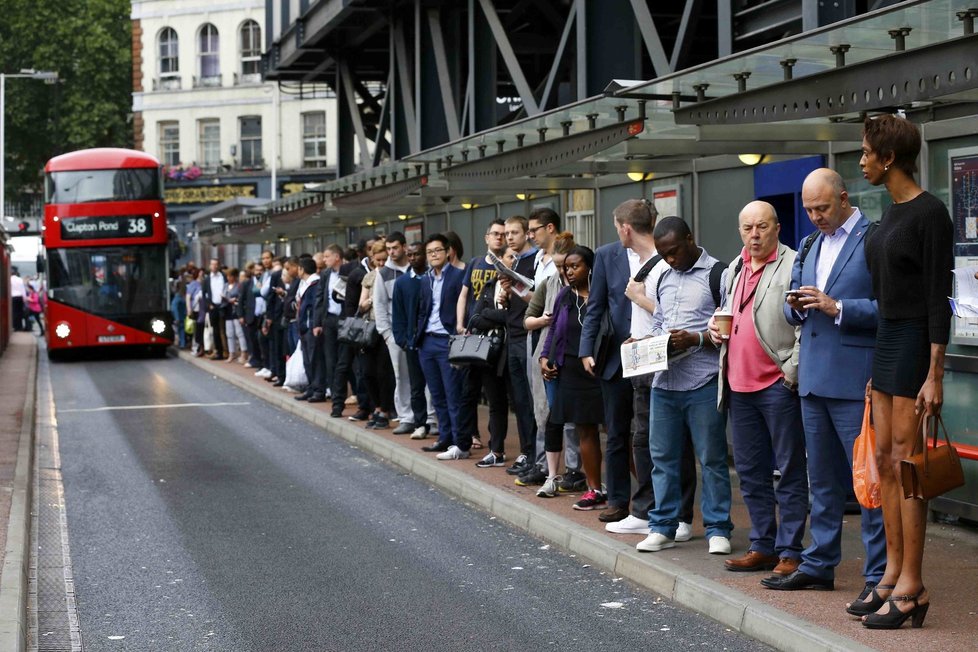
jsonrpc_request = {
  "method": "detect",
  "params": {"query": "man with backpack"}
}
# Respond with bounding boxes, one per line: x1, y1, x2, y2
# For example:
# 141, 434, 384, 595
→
637, 216, 733, 557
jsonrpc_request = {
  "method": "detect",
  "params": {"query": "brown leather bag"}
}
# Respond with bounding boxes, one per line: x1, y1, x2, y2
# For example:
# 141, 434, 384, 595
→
899, 414, 965, 500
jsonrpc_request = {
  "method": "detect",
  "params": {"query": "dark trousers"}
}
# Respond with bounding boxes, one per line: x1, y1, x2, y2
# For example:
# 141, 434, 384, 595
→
405, 348, 428, 428
12, 297, 26, 331
269, 322, 287, 379
601, 371, 634, 510
420, 335, 466, 449
320, 314, 340, 395
729, 382, 808, 559
457, 366, 483, 440
208, 305, 226, 357
632, 375, 696, 522
481, 365, 510, 454
301, 329, 326, 394
244, 322, 260, 365
799, 395, 886, 582
506, 336, 537, 458
363, 343, 395, 413
332, 341, 368, 407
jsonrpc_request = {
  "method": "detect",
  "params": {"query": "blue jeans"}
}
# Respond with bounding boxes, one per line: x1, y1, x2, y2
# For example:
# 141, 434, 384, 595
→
419, 335, 465, 449
799, 395, 886, 582
729, 382, 808, 558
170, 295, 187, 348
649, 378, 732, 539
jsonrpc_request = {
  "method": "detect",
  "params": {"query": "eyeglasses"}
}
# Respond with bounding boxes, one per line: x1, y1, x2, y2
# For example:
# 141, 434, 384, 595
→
487, 231, 506, 238
425, 247, 446, 255
527, 225, 546, 234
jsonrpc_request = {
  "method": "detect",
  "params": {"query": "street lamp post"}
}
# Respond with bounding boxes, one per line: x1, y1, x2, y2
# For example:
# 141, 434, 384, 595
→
1, 68, 59, 226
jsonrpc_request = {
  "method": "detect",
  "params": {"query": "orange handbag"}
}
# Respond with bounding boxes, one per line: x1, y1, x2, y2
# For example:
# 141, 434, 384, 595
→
900, 414, 965, 500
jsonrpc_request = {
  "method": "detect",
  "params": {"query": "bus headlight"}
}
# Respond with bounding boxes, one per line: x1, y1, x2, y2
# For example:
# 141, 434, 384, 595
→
151, 319, 166, 334
55, 322, 71, 339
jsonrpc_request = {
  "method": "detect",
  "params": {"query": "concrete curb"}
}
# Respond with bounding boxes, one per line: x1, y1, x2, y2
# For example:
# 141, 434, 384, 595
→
179, 350, 877, 652
0, 340, 39, 652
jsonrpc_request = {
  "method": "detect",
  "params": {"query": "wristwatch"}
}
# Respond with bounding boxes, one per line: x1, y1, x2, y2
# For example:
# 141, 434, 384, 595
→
834, 300, 843, 315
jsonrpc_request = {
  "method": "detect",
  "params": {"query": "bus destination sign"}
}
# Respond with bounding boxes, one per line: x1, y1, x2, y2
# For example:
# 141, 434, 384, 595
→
60, 215, 154, 240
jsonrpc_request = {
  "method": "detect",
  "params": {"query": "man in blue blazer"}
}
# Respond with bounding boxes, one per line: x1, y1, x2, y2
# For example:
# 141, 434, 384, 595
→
579, 204, 640, 521
766, 168, 885, 599
415, 234, 468, 459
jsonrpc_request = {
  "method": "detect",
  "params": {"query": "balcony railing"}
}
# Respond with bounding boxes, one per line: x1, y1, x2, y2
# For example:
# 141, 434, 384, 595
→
192, 74, 222, 88
152, 76, 182, 91
234, 72, 262, 86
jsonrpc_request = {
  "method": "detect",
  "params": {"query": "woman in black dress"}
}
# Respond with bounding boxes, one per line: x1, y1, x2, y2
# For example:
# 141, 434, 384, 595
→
859, 114, 953, 629
539, 246, 605, 509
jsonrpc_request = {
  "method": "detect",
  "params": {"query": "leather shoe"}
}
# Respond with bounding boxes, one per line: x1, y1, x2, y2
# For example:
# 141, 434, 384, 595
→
597, 506, 629, 523
330, 407, 344, 418
724, 551, 778, 573
307, 393, 327, 403
272, 380, 285, 387
421, 441, 451, 453
761, 570, 834, 591
773, 557, 800, 576
294, 392, 311, 401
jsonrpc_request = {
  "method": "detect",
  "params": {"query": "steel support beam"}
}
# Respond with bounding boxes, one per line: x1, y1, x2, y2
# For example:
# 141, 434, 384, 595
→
696, 123, 863, 141
670, 0, 703, 72
333, 175, 428, 208
427, 9, 462, 142
392, 21, 420, 153
338, 60, 372, 169
629, 0, 672, 77
674, 34, 978, 125
624, 138, 831, 157
476, 0, 540, 115
541, 4, 577, 111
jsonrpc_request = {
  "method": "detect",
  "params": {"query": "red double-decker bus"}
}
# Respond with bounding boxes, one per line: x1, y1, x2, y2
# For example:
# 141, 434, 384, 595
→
43, 148, 172, 358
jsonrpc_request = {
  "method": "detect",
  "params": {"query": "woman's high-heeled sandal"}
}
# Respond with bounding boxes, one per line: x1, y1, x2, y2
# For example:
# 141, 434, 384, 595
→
846, 583, 895, 617
862, 587, 929, 630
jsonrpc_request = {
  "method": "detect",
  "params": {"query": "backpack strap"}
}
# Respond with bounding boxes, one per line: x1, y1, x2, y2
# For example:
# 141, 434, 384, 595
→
798, 231, 820, 265
709, 260, 726, 308
634, 254, 662, 283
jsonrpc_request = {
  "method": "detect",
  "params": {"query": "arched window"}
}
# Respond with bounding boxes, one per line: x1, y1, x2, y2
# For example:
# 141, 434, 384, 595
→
197, 23, 220, 86
158, 28, 179, 89
239, 20, 262, 83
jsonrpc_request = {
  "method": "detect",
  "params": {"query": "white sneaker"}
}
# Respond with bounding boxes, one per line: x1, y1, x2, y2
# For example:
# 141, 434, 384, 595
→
708, 536, 732, 555
537, 476, 559, 498
254, 368, 268, 376
675, 521, 693, 542
636, 532, 675, 552
410, 425, 429, 440
435, 445, 470, 461
257, 368, 273, 378
605, 514, 650, 535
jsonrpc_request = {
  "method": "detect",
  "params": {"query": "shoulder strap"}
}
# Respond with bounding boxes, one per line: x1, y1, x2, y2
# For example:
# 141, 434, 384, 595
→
634, 254, 662, 282
798, 231, 820, 265
709, 260, 726, 308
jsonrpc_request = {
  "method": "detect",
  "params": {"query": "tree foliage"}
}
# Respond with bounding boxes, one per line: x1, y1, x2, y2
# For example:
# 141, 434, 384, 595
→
0, 0, 132, 204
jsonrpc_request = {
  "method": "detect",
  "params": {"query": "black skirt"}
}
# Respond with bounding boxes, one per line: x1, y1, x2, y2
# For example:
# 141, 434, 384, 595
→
872, 317, 930, 399
552, 356, 604, 425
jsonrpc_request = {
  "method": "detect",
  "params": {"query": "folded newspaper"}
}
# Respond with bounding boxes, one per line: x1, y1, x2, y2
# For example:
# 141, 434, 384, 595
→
950, 265, 978, 320
487, 251, 535, 298
620, 334, 692, 378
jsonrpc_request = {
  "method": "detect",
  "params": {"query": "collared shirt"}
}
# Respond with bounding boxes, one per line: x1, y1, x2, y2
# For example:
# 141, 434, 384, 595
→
727, 247, 782, 392
253, 276, 266, 316
651, 247, 721, 391
326, 267, 342, 315
426, 269, 449, 335
816, 208, 863, 290
627, 249, 669, 338
10, 275, 25, 298
209, 272, 225, 304
533, 248, 556, 289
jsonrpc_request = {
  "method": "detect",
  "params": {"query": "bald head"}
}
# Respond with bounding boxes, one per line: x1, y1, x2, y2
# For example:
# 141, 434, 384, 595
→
738, 201, 781, 263
802, 167, 853, 234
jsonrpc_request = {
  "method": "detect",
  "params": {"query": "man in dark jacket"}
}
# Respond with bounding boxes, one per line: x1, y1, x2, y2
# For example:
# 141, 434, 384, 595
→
312, 245, 344, 403
392, 242, 430, 439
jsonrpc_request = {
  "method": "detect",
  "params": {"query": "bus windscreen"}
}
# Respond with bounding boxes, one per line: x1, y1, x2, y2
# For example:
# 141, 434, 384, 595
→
46, 168, 161, 204
47, 246, 169, 318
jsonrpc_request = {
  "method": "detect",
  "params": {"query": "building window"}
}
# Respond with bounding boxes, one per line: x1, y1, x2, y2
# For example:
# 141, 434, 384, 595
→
158, 27, 180, 90
198, 119, 220, 171
197, 23, 220, 86
302, 112, 327, 167
239, 20, 262, 83
564, 210, 596, 249
239, 116, 262, 168
159, 122, 180, 167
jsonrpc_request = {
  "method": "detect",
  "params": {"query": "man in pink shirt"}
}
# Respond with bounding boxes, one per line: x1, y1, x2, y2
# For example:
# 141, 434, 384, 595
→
709, 201, 807, 577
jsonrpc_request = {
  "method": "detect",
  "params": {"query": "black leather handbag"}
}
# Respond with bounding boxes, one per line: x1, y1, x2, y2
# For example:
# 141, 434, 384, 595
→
448, 330, 503, 367
338, 315, 380, 348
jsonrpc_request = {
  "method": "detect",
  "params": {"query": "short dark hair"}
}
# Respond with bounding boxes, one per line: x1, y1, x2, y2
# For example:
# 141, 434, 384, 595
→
299, 258, 317, 275
863, 114, 921, 177
444, 231, 463, 259
489, 218, 505, 230
286, 256, 300, 267
652, 216, 691, 241
565, 245, 595, 270
528, 207, 561, 231
387, 231, 406, 245
298, 252, 312, 260
614, 198, 657, 235
425, 234, 450, 250
325, 244, 343, 257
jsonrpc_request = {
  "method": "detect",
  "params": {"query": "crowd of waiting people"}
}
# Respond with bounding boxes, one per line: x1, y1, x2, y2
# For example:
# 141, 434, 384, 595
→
170, 115, 953, 630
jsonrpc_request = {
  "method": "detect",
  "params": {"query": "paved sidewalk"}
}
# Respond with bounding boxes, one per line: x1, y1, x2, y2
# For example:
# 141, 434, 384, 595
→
182, 349, 978, 652
0, 332, 39, 652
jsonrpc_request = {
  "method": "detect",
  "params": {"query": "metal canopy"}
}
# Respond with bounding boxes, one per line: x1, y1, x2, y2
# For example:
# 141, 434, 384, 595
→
217, 0, 977, 245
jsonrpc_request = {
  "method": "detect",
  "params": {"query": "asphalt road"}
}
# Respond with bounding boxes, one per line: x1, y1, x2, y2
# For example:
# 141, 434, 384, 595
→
49, 352, 769, 651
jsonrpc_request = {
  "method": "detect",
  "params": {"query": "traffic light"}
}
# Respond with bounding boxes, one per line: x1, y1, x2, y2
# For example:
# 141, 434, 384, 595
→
18, 221, 29, 232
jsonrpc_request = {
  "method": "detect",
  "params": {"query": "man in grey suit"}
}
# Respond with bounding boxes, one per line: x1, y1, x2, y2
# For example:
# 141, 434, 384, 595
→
764, 168, 885, 600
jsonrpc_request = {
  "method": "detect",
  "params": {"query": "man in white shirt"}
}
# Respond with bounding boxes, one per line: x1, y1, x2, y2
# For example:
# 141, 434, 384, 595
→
203, 258, 228, 359
10, 267, 27, 332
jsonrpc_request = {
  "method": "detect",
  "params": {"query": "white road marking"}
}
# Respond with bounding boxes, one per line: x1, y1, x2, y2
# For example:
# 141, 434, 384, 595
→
59, 401, 250, 413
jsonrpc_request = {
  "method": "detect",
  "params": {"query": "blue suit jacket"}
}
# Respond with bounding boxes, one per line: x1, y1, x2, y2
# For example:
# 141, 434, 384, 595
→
784, 212, 877, 400
580, 242, 632, 380
392, 270, 423, 350
414, 265, 465, 347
